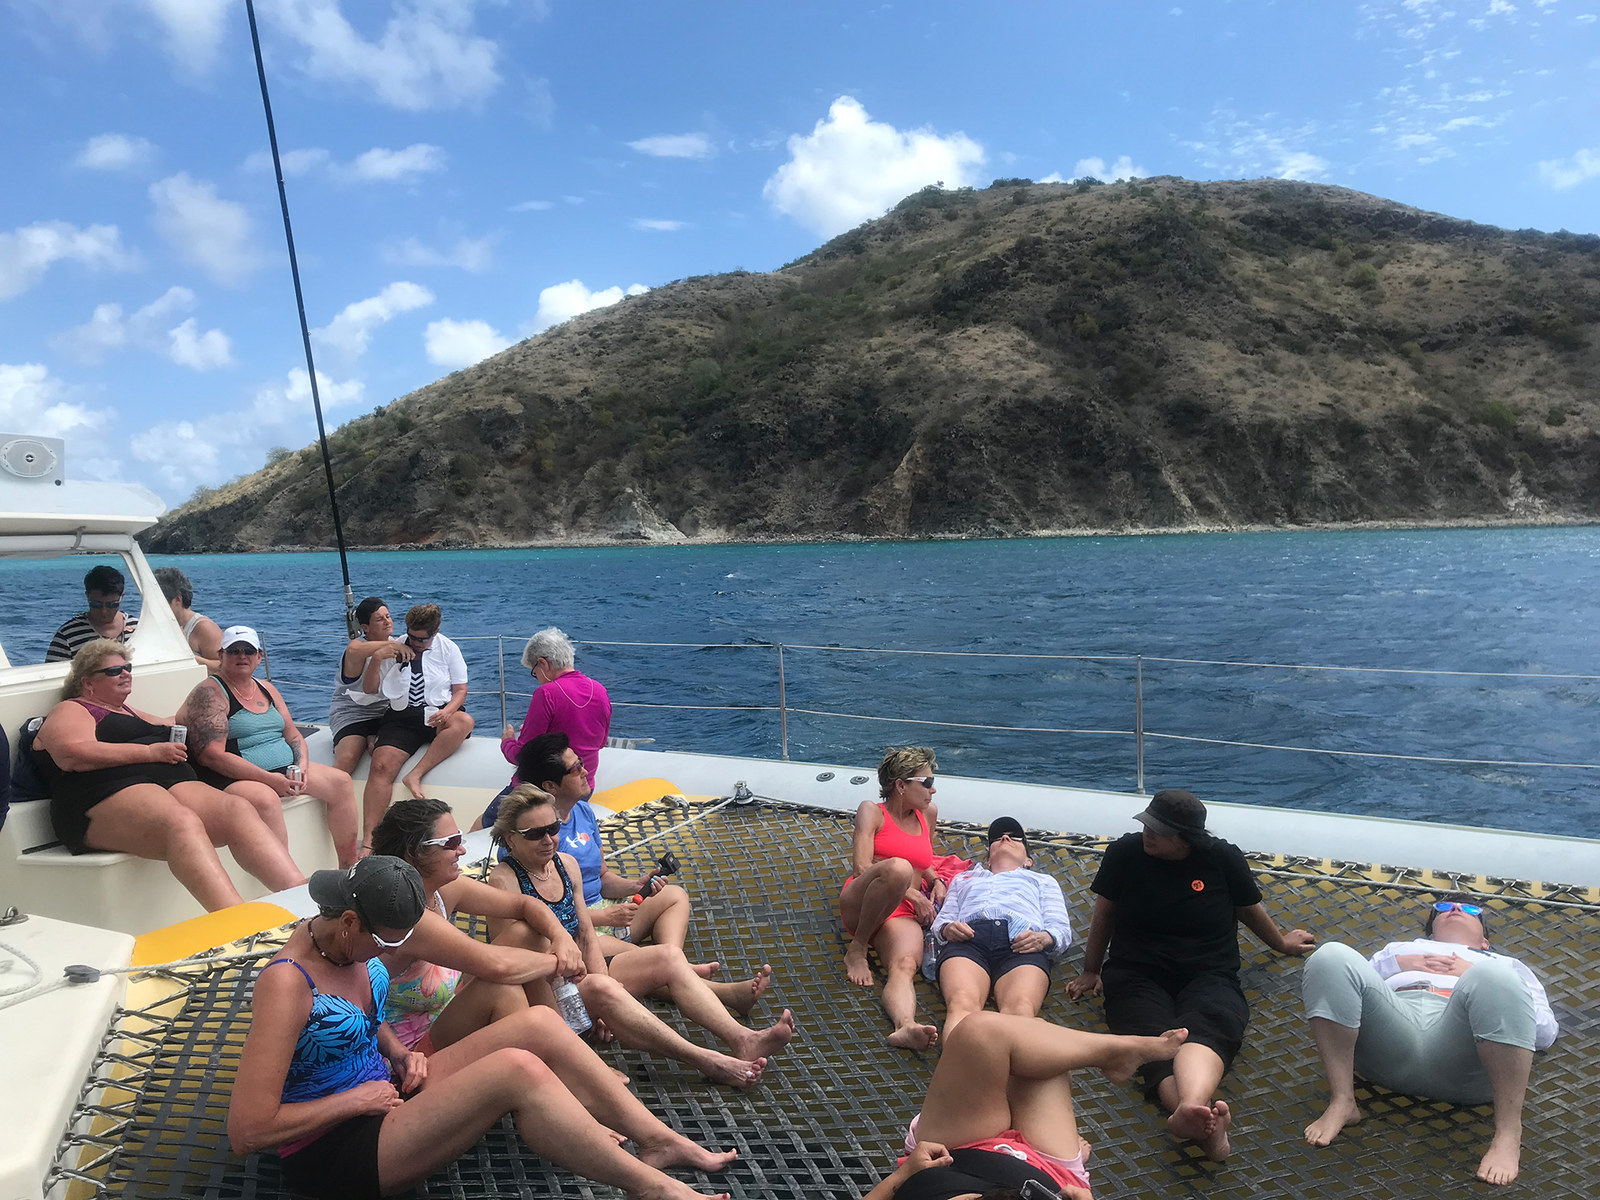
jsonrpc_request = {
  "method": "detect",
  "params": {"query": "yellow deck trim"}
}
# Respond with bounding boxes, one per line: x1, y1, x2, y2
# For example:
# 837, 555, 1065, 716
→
131, 901, 298, 967
591, 777, 686, 815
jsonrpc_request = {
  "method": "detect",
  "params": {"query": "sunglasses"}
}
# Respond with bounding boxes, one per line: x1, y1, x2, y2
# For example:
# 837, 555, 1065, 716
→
406, 632, 435, 645
368, 925, 415, 950
1433, 900, 1484, 916
419, 832, 465, 852
223, 645, 260, 656
900, 776, 935, 789
513, 820, 562, 841
95, 663, 134, 677
87, 599, 123, 611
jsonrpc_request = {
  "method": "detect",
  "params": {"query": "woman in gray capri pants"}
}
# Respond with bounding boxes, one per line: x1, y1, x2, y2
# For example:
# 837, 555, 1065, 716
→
1300, 892, 1558, 1188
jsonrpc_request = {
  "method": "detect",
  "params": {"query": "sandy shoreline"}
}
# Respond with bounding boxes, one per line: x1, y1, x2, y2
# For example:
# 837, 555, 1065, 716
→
153, 512, 1600, 555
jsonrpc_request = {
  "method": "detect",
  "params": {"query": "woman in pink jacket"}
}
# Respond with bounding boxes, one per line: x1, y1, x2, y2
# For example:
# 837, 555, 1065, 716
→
501, 628, 612, 789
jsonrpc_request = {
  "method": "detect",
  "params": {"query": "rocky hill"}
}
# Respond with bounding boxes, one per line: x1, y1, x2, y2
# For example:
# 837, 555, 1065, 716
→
145, 177, 1600, 551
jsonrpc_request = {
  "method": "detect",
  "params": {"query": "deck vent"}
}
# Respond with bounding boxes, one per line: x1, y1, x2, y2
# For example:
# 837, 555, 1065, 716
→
851, 775, 870, 785
0, 435, 64, 484
815, 772, 834, 782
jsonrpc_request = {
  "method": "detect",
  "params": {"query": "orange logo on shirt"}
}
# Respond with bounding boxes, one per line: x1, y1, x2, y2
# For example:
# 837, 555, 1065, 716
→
1191, 879, 1205, 892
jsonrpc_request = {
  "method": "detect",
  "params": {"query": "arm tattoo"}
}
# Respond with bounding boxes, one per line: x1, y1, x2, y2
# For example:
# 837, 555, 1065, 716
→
185, 682, 229, 757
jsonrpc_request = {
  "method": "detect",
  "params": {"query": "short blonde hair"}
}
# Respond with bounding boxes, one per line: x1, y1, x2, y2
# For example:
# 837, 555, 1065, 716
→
492, 783, 559, 846
63, 639, 133, 699
877, 746, 937, 799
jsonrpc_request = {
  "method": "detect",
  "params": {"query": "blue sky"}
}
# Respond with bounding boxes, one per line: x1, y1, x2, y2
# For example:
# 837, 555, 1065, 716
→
2, 0, 1596, 506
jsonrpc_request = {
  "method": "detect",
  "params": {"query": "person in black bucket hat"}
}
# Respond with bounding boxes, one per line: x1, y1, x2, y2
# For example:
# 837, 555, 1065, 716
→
1066, 789, 1315, 1161
229, 855, 736, 1200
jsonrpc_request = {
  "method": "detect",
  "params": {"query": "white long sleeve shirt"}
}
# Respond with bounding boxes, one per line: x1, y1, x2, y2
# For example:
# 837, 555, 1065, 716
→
932, 862, 1074, 961
1369, 938, 1559, 1051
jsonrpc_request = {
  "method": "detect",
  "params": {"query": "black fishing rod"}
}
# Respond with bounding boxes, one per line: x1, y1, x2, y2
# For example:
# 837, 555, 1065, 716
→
244, 0, 359, 638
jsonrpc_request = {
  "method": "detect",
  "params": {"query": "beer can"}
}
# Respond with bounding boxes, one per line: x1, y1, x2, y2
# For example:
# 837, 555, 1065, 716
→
169, 724, 187, 745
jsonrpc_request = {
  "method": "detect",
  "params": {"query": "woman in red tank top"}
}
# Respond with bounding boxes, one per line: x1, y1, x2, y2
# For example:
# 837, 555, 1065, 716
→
839, 746, 946, 1050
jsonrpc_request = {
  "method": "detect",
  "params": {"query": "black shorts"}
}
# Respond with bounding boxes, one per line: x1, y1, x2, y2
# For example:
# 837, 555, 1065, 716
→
279, 1114, 385, 1200
192, 762, 296, 791
373, 706, 438, 757
937, 918, 1053, 983
1103, 963, 1248, 1101
332, 716, 386, 749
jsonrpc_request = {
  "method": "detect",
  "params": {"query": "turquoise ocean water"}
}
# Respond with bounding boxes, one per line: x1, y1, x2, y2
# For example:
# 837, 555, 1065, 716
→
3, 528, 1597, 836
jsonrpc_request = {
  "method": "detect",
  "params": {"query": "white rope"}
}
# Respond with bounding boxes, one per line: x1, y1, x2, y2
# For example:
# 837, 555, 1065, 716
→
612, 701, 781, 712
784, 707, 1133, 736
0, 942, 278, 1014
1143, 731, 1600, 770
1142, 655, 1600, 681
779, 644, 1135, 662
607, 795, 743, 857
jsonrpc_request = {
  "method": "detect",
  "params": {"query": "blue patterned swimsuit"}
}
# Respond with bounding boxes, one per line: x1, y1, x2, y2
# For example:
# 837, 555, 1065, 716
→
260, 956, 392, 1153
508, 855, 580, 936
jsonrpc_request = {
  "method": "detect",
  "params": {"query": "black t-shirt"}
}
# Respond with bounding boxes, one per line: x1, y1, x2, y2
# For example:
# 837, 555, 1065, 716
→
1091, 832, 1262, 976
895, 1148, 1061, 1200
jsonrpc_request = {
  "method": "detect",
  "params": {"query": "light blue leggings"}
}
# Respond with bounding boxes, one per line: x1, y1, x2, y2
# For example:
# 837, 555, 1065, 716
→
1301, 942, 1535, 1105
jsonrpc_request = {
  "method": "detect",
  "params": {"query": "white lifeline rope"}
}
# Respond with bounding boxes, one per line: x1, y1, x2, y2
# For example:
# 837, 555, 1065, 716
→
0, 938, 276, 1014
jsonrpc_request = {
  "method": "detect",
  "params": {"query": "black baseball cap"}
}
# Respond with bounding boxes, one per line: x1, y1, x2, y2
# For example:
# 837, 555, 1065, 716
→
308, 856, 426, 932
1134, 789, 1211, 845
987, 816, 1029, 852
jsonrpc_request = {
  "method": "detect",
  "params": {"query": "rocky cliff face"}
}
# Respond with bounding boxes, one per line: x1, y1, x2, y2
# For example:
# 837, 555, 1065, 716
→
145, 177, 1600, 552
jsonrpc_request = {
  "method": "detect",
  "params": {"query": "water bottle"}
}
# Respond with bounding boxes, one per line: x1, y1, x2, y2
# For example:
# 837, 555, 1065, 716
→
552, 977, 592, 1034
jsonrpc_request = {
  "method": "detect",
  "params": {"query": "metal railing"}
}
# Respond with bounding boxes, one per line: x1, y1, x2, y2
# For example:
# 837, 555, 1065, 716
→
263, 632, 1600, 795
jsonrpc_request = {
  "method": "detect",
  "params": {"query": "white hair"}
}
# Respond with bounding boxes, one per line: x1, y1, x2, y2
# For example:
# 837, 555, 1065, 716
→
521, 626, 575, 672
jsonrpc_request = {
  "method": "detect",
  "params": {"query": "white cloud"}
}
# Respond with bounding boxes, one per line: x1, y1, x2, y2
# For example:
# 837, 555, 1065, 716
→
1538, 147, 1600, 188
1071, 155, 1151, 181
149, 173, 259, 285
0, 362, 108, 443
529, 279, 649, 333
247, 368, 364, 428
242, 147, 332, 176
313, 280, 435, 359
144, 0, 229, 72
56, 285, 198, 364
509, 199, 554, 212
382, 234, 494, 272
264, 0, 501, 111
632, 218, 686, 232
628, 132, 715, 159
1039, 172, 1066, 184
1184, 111, 1330, 181
424, 318, 510, 368
1275, 151, 1330, 180
131, 419, 223, 490
0, 221, 137, 301
168, 318, 233, 370
763, 96, 986, 238
341, 143, 446, 182
76, 133, 156, 171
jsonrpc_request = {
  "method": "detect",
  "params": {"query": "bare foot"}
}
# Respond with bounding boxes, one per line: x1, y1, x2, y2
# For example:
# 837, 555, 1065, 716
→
629, 1179, 731, 1200
636, 1134, 738, 1173
1477, 1134, 1521, 1186
1167, 1101, 1216, 1144
1101, 1027, 1188, 1086
1195, 1101, 1232, 1161
691, 961, 721, 979
1304, 1097, 1362, 1147
844, 943, 874, 987
400, 770, 428, 800
731, 1007, 796, 1058
887, 1022, 939, 1050
701, 1053, 766, 1089
711, 964, 773, 1015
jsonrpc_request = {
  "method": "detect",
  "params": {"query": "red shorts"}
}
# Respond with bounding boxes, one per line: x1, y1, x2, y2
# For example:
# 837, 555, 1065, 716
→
839, 876, 923, 935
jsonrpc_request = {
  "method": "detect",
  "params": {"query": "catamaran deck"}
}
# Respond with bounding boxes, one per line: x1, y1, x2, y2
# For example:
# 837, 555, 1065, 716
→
54, 795, 1600, 1199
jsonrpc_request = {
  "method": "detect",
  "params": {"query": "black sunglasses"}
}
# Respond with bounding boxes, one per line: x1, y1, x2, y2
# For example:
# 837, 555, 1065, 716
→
513, 821, 562, 841
94, 663, 134, 677
87, 599, 123, 611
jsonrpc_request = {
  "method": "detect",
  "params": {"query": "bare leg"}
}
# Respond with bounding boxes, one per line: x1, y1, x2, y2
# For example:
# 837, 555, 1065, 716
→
424, 1004, 736, 1175
374, 1047, 729, 1199
83, 785, 246, 911
874, 918, 937, 1050
401, 711, 474, 799
918, 1011, 1187, 1151
1304, 1016, 1364, 1146
937, 957, 993, 1036
362, 746, 407, 845
706, 965, 772, 1016
630, 883, 692, 947
993, 965, 1050, 1020
303, 761, 359, 868
223, 780, 290, 851
332, 733, 369, 777
576, 974, 767, 1088
169, 781, 305, 892
608, 945, 796, 1060
839, 857, 917, 987
1158, 1043, 1232, 1160
1475, 1040, 1532, 1185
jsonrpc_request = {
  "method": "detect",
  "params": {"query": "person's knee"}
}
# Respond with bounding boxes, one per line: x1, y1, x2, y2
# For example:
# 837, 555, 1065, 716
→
947, 1009, 1001, 1053
451, 712, 475, 735
881, 857, 917, 889
659, 883, 690, 910
1302, 942, 1364, 994
997, 993, 1039, 1017
163, 804, 213, 850
517, 1003, 568, 1040
1458, 960, 1531, 1019
579, 974, 625, 1007
486, 1046, 555, 1089
888, 951, 921, 977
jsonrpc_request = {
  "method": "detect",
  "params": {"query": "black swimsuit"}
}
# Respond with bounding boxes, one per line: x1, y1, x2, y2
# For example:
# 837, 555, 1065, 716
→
508, 855, 580, 936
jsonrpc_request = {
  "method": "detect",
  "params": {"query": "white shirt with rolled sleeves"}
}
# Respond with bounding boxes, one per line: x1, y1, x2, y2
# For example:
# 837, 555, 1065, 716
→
1368, 938, 1559, 1051
931, 862, 1074, 960
375, 632, 468, 710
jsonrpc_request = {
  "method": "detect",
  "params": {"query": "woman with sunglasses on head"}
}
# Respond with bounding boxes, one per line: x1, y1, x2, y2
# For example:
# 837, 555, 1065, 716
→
839, 747, 949, 1051
1300, 892, 1558, 1186
486, 787, 794, 1085
30, 639, 305, 911
176, 625, 359, 868
229, 856, 733, 1200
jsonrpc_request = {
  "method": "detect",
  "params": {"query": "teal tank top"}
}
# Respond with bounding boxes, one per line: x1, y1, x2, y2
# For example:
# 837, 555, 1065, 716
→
215, 676, 296, 772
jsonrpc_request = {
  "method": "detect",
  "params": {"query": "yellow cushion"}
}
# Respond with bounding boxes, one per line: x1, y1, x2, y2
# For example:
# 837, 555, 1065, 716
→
132, 901, 297, 966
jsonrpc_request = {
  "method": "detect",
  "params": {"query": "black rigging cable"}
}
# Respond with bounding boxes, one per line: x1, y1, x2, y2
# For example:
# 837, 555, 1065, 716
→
244, 0, 359, 637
